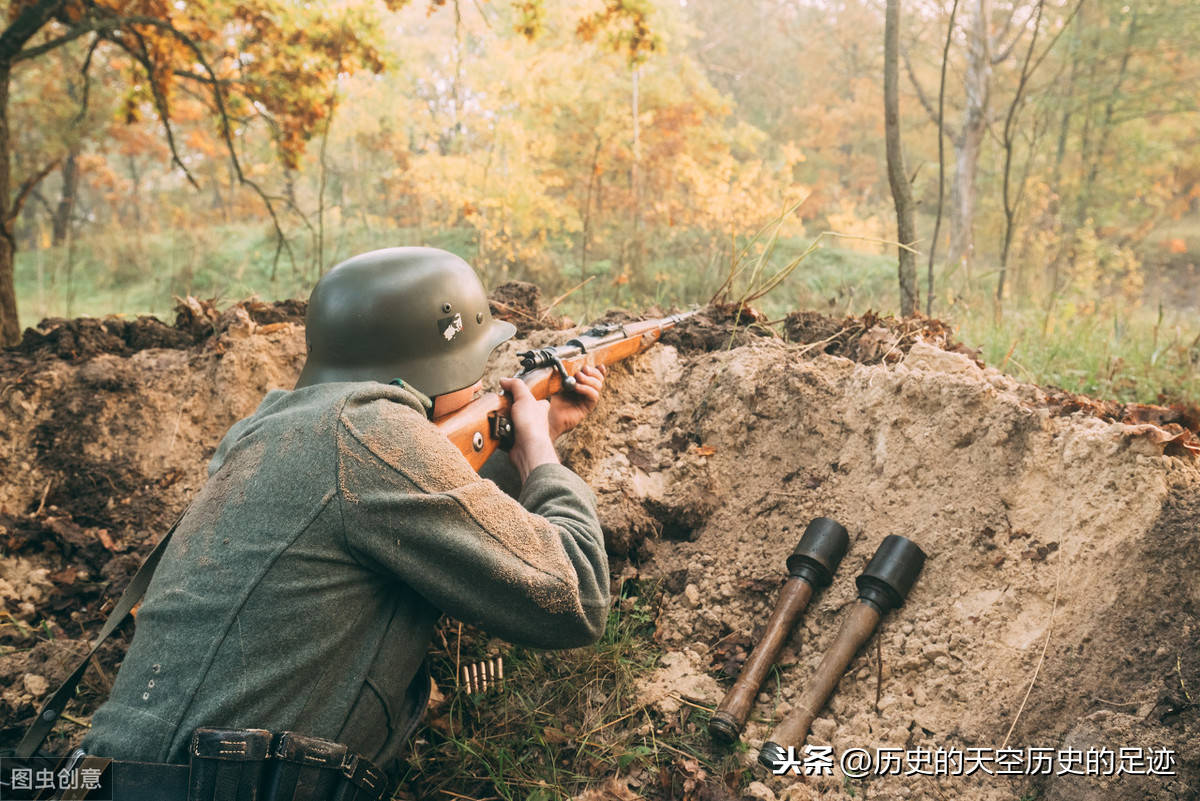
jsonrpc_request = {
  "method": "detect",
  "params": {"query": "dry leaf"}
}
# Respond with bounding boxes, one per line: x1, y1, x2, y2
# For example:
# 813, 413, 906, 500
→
427, 678, 446, 711
1124, 423, 1198, 457
542, 726, 571, 745
256, 322, 290, 336
570, 776, 644, 801
692, 446, 716, 457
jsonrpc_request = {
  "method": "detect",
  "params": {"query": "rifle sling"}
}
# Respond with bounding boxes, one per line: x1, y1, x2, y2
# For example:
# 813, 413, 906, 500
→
15, 507, 189, 759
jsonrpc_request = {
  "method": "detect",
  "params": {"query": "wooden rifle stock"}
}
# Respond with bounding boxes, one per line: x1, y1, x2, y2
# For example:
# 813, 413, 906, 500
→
435, 310, 699, 470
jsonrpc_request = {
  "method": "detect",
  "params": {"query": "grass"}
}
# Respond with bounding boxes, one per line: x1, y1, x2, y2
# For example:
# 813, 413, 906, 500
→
402, 578, 746, 800
12, 221, 1200, 405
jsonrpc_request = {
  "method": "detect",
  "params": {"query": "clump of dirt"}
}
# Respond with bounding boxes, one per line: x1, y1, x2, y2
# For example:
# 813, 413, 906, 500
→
660, 305, 982, 366
658, 303, 778, 351
2, 296, 1199, 801
488, 280, 574, 334
782, 309, 981, 364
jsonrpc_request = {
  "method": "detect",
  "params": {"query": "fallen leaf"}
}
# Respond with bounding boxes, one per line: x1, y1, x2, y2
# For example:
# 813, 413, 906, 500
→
692, 446, 716, 457
256, 322, 290, 336
427, 678, 446, 711
49, 566, 78, 585
542, 726, 571, 745
570, 776, 644, 801
1124, 423, 1198, 457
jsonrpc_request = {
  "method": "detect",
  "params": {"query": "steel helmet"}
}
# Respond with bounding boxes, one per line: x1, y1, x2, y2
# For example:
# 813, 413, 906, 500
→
295, 247, 516, 396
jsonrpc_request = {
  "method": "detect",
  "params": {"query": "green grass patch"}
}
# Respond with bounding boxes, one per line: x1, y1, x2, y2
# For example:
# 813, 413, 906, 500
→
13, 222, 1199, 405
402, 579, 745, 800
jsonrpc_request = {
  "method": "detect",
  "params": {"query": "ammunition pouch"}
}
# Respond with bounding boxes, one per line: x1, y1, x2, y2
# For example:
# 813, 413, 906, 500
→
6, 728, 393, 801
185, 728, 391, 801
188, 728, 272, 801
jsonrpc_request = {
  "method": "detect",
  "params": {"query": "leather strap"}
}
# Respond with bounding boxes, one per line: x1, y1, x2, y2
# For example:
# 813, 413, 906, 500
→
15, 508, 189, 759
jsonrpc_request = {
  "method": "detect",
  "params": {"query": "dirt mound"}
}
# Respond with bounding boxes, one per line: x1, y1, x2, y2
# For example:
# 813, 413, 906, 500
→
1, 299, 1198, 800
552, 339, 1200, 800
7, 297, 306, 363
660, 305, 981, 365
488, 280, 574, 334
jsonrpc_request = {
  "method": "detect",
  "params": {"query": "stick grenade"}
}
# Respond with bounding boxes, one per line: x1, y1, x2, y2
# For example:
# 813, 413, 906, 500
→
758, 534, 926, 770
709, 518, 850, 745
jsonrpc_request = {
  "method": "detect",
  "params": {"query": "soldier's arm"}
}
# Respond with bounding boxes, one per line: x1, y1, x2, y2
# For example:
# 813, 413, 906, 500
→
336, 389, 609, 649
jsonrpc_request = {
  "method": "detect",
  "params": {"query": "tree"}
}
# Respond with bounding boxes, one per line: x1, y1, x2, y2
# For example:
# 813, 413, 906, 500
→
884, 0, 918, 315
0, 0, 403, 346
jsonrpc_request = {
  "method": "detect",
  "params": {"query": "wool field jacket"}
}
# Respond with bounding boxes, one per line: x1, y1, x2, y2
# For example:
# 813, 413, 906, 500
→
83, 381, 610, 775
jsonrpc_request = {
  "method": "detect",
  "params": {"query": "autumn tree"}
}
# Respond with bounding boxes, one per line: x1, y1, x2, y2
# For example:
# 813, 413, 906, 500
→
0, 0, 404, 346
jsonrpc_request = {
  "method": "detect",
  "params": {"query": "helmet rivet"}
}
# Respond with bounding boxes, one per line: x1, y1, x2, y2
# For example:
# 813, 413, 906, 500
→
442, 302, 453, 313
476, 312, 484, 324
472, 431, 484, 451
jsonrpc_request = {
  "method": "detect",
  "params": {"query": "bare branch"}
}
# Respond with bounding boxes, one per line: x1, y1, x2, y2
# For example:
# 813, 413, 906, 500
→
991, 3, 1040, 65
13, 15, 103, 62
997, 0, 1045, 300
101, 28, 201, 190
1026, 0, 1085, 77
80, 10, 298, 271
927, 0, 960, 315
71, 34, 101, 126
8, 159, 62, 224
0, 0, 66, 62
30, 187, 55, 217
902, 46, 944, 130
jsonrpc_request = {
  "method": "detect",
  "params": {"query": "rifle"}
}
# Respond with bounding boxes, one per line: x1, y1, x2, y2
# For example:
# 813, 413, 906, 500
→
436, 310, 700, 469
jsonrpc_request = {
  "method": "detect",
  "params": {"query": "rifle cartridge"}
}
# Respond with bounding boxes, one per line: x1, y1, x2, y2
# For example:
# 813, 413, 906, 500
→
758, 535, 925, 771
709, 518, 849, 745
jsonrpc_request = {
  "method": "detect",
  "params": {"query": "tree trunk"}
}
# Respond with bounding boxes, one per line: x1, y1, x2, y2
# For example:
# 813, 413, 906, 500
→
0, 63, 20, 347
127, 154, 142, 227
927, 0, 960, 315
630, 66, 643, 278
885, 0, 918, 316
947, 0, 991, 273
579, 137, 602, 282
51, 147, 78, 246
1077, 7, 1137, 228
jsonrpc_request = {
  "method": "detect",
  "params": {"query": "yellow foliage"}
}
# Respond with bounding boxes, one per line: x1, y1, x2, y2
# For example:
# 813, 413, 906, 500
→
824, 203, 886, 255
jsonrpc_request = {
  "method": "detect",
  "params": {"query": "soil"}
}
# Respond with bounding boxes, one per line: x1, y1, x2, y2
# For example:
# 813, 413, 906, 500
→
488, 280, 575, 334
2, 291, 1199, 801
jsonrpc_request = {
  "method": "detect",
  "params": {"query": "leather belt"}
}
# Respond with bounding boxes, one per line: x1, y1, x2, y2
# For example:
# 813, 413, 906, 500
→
8, 728, 391, 801
112, 759, 190, 800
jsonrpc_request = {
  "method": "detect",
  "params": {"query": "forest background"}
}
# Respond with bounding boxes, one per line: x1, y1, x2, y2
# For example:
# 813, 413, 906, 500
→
5, 0, 1199, 404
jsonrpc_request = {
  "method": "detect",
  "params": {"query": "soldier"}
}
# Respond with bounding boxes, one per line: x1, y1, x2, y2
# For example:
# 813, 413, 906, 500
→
80, 247, 610, 799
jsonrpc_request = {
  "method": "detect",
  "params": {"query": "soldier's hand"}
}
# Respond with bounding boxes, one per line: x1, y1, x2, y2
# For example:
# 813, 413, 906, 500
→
548, 365, 606, 440
500, 375, 560, 482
